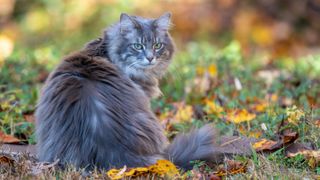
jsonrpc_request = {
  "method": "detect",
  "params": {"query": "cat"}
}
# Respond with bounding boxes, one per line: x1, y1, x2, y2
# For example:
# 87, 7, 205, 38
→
35, 12, 222, 170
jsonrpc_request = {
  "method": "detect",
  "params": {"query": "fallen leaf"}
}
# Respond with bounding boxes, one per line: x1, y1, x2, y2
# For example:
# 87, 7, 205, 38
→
214, 160, 247, 176
174, 103, 193, 122
286, 105, 305, 125
208, 64, 218, 77
251, 101, 268, 113
0, 131, 21, 144
227, 109, 256, 124
0, 155, 15, 166
287, 150, 320, 169
282, 132, 298, 144
238, 126, 262, 138
253, 132, 299, 152
314, 119, 320, 128
204, 99, 224, 116
23, 112, 35, 123
253, 139, 278, 151
148, 159, 179, 177
107, 159, 179, 179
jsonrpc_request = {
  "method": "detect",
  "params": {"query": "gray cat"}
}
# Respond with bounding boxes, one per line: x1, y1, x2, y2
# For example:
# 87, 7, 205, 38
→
35, 13, 222, 170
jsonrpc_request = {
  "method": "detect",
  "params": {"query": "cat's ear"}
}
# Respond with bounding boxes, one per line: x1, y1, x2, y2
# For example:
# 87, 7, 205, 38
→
120, 13, 140, 34
154, 12, 172, 31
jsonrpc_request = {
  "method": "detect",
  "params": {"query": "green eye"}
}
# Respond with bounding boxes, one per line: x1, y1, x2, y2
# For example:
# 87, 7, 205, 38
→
133, 43, 143, 50
153, 43, 163, 50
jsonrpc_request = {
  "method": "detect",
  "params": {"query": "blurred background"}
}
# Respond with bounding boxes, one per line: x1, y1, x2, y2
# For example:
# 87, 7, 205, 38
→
1, 0, 320, 61
0, 0, 320, 144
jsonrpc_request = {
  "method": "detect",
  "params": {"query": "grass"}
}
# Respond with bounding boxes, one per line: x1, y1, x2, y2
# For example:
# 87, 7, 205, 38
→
0, 40, 319, 179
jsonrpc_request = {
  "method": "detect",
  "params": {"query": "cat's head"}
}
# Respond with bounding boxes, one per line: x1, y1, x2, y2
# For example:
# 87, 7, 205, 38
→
105, 12, 175, 79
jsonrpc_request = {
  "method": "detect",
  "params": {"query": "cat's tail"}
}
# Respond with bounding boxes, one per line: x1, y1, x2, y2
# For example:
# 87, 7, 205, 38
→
165, 124, 224, 170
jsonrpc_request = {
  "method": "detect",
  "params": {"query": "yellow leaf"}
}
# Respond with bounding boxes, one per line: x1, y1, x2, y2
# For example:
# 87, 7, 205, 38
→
107, 169, 124, 180
270, 94, 278, 102
227, 109, 256, 124
238, 126, 262, 138
106, 160, 179, 179
0, 35, 14, 64
252, 101, 268, 113
208, 64, 218, 77
196, 64, 218, 77
287, 150, 320, 169
205, 99, 224, 116
252, 24, 273, 46
148, 159, 179, 177
174, 104, 193, 122
286, 105, 305, 125
253, 139, 277, 151
196, 66, 205, 76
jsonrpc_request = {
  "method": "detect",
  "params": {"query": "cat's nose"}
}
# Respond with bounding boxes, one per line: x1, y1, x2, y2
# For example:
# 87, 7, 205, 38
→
146, 56, 154, 62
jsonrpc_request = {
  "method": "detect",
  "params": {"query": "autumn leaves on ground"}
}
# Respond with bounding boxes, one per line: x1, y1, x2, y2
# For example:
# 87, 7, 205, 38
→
1, 0, 320, 179
1, 41, 319, 179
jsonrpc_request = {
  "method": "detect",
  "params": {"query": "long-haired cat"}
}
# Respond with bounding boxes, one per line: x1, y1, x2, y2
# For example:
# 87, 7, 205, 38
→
36, 13, 221, 170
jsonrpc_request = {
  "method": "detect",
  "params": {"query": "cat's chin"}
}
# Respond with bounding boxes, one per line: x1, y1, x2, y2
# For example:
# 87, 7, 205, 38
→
124, 66, 157, 79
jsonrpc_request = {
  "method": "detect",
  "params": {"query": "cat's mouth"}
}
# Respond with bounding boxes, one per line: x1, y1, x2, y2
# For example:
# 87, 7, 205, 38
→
135, 63, 157, 69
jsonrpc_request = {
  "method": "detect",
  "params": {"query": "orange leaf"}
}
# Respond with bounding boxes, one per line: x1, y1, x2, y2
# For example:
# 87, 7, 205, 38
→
0, 131, 20, 144
315, 120, 320, 128
214, 160, 247, 176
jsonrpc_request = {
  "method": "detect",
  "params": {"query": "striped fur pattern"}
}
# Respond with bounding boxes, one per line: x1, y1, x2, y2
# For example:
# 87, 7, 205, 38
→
36, 13, 221, 170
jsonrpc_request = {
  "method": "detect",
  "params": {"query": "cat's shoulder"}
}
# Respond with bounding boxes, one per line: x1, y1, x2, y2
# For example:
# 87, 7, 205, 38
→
50, 51, 119, 81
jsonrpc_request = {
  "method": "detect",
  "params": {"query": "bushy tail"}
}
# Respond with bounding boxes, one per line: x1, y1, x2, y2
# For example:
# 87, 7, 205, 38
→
165, 124, 223, 170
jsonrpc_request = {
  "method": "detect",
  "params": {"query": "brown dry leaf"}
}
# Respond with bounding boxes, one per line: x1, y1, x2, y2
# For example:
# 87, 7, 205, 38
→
0, 155, 15, 166
107, 159, 179, 179
214, 160, 247, 177
227, 109, 256, 124
253, 132, 299, 152
287, 150, 320, 169
23, 112, 35, 123
282, 132, 299, 144
314, 119, 320, 128
0, 131, 21, 144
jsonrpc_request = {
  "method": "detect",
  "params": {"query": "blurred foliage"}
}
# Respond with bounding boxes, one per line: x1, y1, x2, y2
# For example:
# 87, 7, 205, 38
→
0, 0, 320, 176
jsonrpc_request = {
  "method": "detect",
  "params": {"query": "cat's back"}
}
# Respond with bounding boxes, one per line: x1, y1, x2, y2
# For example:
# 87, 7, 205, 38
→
48, 51, 118, 82
36, 51, 167, 168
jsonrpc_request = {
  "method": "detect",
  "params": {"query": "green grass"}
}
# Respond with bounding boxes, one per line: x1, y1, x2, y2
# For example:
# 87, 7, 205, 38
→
0, 41, 319, 179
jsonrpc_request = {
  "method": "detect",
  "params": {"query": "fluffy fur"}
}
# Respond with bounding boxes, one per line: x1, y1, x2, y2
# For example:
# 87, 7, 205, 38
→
36, 13, 221, 170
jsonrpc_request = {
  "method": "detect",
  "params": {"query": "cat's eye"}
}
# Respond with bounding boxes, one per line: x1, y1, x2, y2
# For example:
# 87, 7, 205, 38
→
133, 43, 143, 50
153, 43, 163, 50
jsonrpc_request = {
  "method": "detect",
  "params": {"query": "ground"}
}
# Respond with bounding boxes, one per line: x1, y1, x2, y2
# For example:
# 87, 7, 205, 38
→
0, 40, 319, 179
